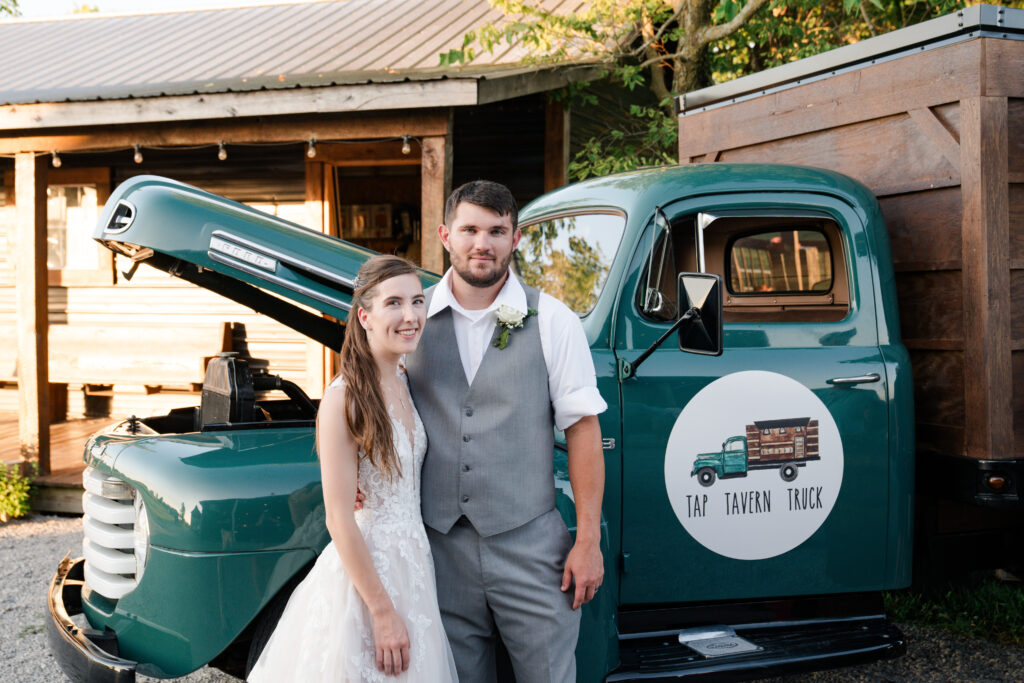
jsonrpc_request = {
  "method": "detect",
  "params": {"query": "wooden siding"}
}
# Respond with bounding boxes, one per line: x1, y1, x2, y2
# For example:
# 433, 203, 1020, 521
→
678, 36, 1023, 461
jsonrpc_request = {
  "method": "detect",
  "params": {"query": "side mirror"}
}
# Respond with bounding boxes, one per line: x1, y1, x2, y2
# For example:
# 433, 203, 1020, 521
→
677, 273, 723, 356
618, 272, 724, 380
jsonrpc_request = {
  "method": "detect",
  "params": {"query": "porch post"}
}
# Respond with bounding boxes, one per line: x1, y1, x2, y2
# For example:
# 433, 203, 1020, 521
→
14, 152, 50, 473
304, 159, 331, 395
420, 132, 452, 275
544, 99, 569, 192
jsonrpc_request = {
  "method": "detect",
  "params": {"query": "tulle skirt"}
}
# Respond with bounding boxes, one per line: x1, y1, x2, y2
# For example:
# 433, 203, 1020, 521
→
248, 528, 458, 682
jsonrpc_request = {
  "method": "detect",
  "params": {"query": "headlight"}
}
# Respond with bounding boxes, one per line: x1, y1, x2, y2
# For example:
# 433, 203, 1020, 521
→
134, 495, 150, 580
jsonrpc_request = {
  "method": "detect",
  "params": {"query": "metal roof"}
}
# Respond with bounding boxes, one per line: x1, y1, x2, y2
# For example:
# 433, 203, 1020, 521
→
0, 0, 586, 106
677, 3, 1024, 115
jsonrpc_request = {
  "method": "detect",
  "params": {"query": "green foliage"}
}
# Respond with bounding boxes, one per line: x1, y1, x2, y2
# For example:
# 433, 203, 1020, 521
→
885, 578, 1024, 647
708, 0, 992, 84
0, 462, 37, 522
0, 0, 20, 17
568, 102, 678, 180
445, 1, 1024, 179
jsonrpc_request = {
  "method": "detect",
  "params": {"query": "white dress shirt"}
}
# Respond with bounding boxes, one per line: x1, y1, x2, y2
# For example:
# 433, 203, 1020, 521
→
427, 269, 608, 430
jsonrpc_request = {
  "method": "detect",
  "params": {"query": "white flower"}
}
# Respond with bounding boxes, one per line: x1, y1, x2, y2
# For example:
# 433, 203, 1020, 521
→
496, 305, 526, 328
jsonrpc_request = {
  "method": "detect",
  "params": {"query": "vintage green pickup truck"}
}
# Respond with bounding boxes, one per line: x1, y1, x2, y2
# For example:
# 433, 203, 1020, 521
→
48, 165, 912, 682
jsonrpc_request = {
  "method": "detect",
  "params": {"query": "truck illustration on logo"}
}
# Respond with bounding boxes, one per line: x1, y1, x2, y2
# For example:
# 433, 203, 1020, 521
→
691, 418, 820, 486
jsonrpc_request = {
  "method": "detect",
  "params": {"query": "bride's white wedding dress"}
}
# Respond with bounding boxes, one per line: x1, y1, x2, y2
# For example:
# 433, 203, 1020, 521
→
248, 373, 458, 682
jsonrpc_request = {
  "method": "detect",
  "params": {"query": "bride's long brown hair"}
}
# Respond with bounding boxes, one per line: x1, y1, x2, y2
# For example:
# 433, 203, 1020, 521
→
328, 254, 419, 481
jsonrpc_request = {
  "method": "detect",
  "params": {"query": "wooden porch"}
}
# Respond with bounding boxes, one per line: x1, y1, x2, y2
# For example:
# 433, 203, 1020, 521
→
1, 412, 111, 514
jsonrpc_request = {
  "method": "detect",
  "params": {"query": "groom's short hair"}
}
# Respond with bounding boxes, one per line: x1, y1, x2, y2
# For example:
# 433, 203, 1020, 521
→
444, 180, 518, 230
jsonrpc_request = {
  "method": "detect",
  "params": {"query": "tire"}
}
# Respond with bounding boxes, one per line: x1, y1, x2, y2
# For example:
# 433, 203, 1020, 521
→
779, 464, 798, 482
697, 467, 717, 487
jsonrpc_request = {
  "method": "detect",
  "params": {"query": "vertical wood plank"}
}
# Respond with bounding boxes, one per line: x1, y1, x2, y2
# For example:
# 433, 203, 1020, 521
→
544, 99, 569, 191
304, 160, 325, 233
420, 134, 451, 275
303, 160, 328, 397
960, 96, 1012, 459
14, 153, 50, 472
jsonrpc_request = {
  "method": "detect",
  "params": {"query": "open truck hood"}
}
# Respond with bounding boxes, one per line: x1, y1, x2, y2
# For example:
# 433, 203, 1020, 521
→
95, 175, 438, 351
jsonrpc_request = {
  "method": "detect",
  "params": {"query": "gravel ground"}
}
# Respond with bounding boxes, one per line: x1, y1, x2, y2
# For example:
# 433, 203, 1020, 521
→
4, 514, 1022, 683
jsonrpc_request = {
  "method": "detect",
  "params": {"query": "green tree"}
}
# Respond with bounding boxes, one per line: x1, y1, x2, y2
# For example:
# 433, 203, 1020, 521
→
0, 0, 20, 17
444, 0, 1022, 180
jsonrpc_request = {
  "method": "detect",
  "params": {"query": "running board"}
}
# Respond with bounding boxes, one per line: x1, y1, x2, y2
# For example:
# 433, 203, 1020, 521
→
607, 616, 904, 681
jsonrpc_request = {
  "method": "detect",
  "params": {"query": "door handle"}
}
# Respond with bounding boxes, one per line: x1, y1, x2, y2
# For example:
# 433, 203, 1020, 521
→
827, 373, 881, 385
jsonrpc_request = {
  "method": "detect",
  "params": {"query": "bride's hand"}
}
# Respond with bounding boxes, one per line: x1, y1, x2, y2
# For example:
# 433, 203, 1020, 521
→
371, 606, 410, 675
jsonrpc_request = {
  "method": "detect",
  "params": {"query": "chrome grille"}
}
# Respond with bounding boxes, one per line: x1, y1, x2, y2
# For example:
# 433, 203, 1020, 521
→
81, 466, 138, 599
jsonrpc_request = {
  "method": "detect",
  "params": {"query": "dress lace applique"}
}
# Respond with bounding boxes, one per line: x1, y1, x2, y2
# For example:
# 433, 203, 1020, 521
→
248, 371, 456, 682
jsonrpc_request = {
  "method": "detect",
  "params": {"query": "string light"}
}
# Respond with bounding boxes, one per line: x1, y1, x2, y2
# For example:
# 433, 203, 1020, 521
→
401, 135, 412, 155
51, 151, 62, 168
217, 141, 228, 161
306, 137, 317, 158
133, 145, 143, 164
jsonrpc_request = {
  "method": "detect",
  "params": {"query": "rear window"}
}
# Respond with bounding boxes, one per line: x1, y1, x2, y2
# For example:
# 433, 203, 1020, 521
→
728, 229, 832, 295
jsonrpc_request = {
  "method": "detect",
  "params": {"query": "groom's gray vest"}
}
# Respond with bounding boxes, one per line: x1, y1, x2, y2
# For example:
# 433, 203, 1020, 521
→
406, 283, 555, 538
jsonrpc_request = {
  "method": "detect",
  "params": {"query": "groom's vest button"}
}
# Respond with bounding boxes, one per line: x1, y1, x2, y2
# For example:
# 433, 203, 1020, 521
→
462, 435, 471, 442
462, 464, 470, 472
461, 495, 470, 503
465, 408, 474, 417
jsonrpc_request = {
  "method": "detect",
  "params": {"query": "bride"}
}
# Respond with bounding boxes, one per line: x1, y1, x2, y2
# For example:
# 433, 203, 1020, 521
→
249, 255, 458, 681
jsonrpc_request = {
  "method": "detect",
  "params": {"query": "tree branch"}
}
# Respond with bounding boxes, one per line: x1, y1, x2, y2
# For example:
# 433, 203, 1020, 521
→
859, 0, 878, 37
641, 7, 672, 106
699, 0, 770, 44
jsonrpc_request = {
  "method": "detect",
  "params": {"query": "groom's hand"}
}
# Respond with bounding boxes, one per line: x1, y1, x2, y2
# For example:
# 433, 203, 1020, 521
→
561, 539, 603, 610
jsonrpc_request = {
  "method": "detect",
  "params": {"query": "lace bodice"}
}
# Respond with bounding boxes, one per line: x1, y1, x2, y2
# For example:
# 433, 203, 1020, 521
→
357, 380, 427, 532
328, 369, 427, 532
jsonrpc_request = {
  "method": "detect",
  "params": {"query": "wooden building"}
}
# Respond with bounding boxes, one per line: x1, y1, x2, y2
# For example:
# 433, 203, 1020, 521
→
676, 6, 1023, 483
0, 0, 596, 475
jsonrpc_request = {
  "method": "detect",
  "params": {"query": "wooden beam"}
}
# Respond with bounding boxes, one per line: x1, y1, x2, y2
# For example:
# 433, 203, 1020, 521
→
984, 38, 1024, 99
420, 134, 452, 275
679, 39, 983, 161
477, 65, 603, 106
0, 80, 478, 132
313, 139, 421, 166
544, 99, 570, 192
304, 161, 326, 234
960, 96, 1012, 460
14, 153, 50, 472
907, 107, 961, 169
304, 160, 330, 398
0, 110, 451, 154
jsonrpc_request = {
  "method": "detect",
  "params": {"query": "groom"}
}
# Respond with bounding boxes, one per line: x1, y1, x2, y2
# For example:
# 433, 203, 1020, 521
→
406, 180, 606, 682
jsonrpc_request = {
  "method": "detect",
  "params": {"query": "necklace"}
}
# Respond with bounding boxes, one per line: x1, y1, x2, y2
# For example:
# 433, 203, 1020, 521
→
382, 378, 410, 414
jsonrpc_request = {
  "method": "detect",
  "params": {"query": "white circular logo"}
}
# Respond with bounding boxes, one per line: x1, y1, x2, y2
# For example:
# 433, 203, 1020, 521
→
664, 371, 843, 560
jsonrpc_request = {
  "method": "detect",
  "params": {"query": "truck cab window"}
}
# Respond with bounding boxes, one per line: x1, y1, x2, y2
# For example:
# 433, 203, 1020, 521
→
514, 211, 626, 316
637, 213, 849, 324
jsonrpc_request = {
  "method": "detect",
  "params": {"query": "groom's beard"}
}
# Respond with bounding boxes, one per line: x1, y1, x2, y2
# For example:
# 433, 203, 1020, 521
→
452, 250, 513, 288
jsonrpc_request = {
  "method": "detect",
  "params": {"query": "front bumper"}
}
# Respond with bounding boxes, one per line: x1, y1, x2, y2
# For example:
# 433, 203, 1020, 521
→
47, 555, 137, 683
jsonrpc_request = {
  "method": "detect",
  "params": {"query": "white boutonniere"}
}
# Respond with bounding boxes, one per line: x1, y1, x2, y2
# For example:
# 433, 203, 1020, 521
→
493, 304, 538, 350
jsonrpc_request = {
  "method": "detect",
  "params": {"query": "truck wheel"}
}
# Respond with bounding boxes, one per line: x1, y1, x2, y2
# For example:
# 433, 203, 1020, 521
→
246, 586, 291, 677
780, 464, 798, 482
697, 467, 717, 487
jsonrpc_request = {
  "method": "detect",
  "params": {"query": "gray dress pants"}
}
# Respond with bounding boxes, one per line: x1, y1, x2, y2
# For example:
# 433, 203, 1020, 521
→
427, 509, 581, 682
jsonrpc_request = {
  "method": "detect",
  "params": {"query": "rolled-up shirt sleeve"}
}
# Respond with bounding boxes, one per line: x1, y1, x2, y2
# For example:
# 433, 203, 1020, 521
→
538, 293, 608, 430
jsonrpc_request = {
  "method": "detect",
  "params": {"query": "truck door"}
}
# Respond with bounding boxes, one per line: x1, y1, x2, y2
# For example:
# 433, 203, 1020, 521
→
617, 195, 892, 605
